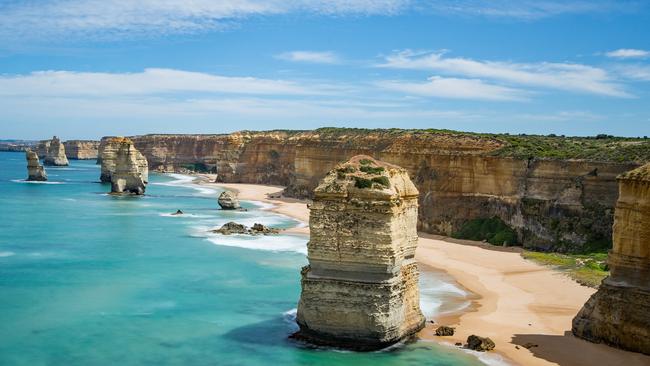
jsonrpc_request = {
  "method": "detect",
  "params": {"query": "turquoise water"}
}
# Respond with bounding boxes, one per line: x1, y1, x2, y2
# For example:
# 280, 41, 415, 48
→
0, 151, 490, 366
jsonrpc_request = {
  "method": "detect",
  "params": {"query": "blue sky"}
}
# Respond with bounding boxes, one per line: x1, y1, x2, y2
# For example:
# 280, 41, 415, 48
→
0, 0, 649, 139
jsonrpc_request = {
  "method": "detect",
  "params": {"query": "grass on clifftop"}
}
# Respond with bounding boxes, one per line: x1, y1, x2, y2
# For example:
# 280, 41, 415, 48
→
522, 251, 609, 287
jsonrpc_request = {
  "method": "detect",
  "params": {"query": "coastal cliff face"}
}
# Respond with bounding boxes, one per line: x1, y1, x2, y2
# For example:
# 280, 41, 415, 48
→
63, 140, 99, 160
25, 149, 47, 181
42, 136, 69, 166
296, 155, 425, 350
127, 130, 643, 252
99, 137, 148, 183
108, 138, 148, 195
572, 163, 650, 355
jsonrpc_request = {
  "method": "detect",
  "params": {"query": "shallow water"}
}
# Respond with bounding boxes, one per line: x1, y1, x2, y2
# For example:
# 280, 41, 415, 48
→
0, 151, 495, 366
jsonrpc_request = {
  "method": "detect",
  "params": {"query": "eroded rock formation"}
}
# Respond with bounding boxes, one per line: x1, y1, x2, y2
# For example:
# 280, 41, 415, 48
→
43, 136, 69, 166
123, 130, 643, 252
108, 138, 148, 195
217, 191, 241, 210
25, 149, 47, 181
296, 155, 425, 350
63, 140, 100, 160
572, 163, 650, 355
99, 137, 148, 184
211, 222, 279, 235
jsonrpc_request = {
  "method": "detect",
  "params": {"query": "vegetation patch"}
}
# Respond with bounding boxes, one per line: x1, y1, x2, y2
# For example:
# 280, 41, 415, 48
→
359, 159, 374, 166
371, 176, 390, 188
452, 217, 518, 246
182, 163, 214, 173
353, 176, 373, 189
522, 251, 609, 287
360, 165, 385, 174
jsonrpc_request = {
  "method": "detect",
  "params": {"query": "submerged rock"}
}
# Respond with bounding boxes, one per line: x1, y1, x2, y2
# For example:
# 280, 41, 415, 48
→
572, 163, 650, 355
211, 222, 279, 235
466, 335, 495, 352
25, 149, 47, 181
435, 326, 455, 336
172, 210, 183, 215
43, 136, 69, 166
295, 155, 425, 350
99, 137, 148, 184
110, 138, 148, 195
218, 191, 241, 210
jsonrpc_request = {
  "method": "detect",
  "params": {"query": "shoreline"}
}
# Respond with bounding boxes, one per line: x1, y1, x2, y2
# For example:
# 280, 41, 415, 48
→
193, 176, 650, 366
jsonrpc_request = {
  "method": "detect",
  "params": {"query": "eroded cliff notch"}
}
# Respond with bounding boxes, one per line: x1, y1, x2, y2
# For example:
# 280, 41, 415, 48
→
572, 162, 650, 355
104, 137, 149, 195
296, 155, 425, 350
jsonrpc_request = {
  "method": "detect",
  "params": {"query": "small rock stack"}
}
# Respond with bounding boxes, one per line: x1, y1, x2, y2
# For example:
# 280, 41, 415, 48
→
218, 191, 241, 209
296, 155, 425, 350
43, 136, 69, 166
108, 138, 148, 195
99, 136, 148, 184
572, 162, 650, 355
25, 149, 47, 181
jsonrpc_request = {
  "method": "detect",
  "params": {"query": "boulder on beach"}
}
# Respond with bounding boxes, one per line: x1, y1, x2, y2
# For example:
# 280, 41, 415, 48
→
435, 326, 455, 336
218, 191, 241, 210
25, 149, 47, 181
466, 335, 495, 352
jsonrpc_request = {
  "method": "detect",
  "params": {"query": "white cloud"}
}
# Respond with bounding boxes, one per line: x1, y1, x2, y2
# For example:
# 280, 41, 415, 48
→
0, 68, 337, 96
276, 51, 341, 64
379, 50, 631, 97
605, 48, 650, 58
377, 76, 526, 101
0, 0, 409, 41
615, 65, 650, 81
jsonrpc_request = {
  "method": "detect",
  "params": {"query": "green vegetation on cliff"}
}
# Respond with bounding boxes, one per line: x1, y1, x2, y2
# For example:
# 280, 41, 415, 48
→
522, 251, 609, 288
452, 217, 518, 246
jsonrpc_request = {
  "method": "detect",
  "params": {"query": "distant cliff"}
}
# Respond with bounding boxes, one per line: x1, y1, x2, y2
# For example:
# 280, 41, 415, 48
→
63, 140, 99, 160
126, 129, 649, 252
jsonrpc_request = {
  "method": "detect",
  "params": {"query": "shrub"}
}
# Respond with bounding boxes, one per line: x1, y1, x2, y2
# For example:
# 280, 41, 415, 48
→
452, 217, 518, 246
360, 165, 385, 174
353, 177, 373, 189
359, 159, 374, 166
371, 176, 390, 187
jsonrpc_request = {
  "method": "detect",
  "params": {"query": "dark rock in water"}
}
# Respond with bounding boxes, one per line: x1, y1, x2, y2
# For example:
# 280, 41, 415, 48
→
211, 222, 279, 235
455, 342, 463, 347
466, 335, 495, 352
218, 191, 241, 210
435, 326, 455, 336
25, 149, 47, 181
172, 210, 183, 215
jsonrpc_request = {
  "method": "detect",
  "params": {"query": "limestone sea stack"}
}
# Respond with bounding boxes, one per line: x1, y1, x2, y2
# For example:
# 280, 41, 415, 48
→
296, 155, 425, 350
25, 149, 47, 181
108, 138, 148, 195
572, 162, 650, 355
42, 136, 69, 166
99, 137, 148, 184
218, 191, 241, 210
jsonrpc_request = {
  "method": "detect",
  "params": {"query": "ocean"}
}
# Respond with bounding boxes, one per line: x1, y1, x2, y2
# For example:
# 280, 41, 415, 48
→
0, 151, 499, 366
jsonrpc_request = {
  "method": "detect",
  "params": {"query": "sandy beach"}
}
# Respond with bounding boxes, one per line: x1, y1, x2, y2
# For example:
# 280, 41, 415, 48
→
197, 177, 650, 366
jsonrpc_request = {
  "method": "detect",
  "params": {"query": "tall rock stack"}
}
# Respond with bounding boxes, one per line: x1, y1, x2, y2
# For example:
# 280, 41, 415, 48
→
43, 136, 69, 166
99, 137, 148, 184
572, 162, 650, 355
25, 149, 47, 181
296, 155, 425, 350
109, 138, 148, 195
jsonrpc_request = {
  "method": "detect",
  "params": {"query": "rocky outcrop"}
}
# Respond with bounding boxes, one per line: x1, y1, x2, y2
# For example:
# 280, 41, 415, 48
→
217, 191, 241, 210
467, 335, 496, 352
109, 138, 148, 195
124, 130, 644, 252
42, 136, 69, 166
211, 222, 279, 235
435, 326, 455, 336
99, 137, 148, 184
572, 163, 650, 355
295, 155, 425, 350
63, 140, 99, 160
25, 149, 47, 181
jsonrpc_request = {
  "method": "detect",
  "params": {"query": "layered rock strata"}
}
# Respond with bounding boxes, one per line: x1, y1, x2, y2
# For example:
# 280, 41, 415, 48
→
124, 130, 642, 252
43, 136, 69, 166
217, 191, 241, 209
572, 163, 650, 355
296, 155, 425, 350
63, 140, 100, 160
108, 138, 148, 195
25, 149, 47, 181
99, 137, 148, 184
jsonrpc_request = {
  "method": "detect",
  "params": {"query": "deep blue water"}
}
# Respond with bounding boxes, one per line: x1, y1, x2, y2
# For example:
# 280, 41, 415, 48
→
0, 151, 492, 366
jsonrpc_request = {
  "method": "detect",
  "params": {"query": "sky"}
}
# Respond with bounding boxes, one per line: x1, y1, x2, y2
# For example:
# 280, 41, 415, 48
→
0, 0, 649, 140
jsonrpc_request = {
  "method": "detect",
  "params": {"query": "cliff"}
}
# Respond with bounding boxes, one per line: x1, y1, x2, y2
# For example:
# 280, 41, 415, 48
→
108, 138, 148, 195
63, 140, 99, 160
42, 136, 69, 166
296, 155, 425, 350
125, 129, 647, 252
572, 163, 650, 355
25, 149, 47, 181
99, 137, 148, 183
